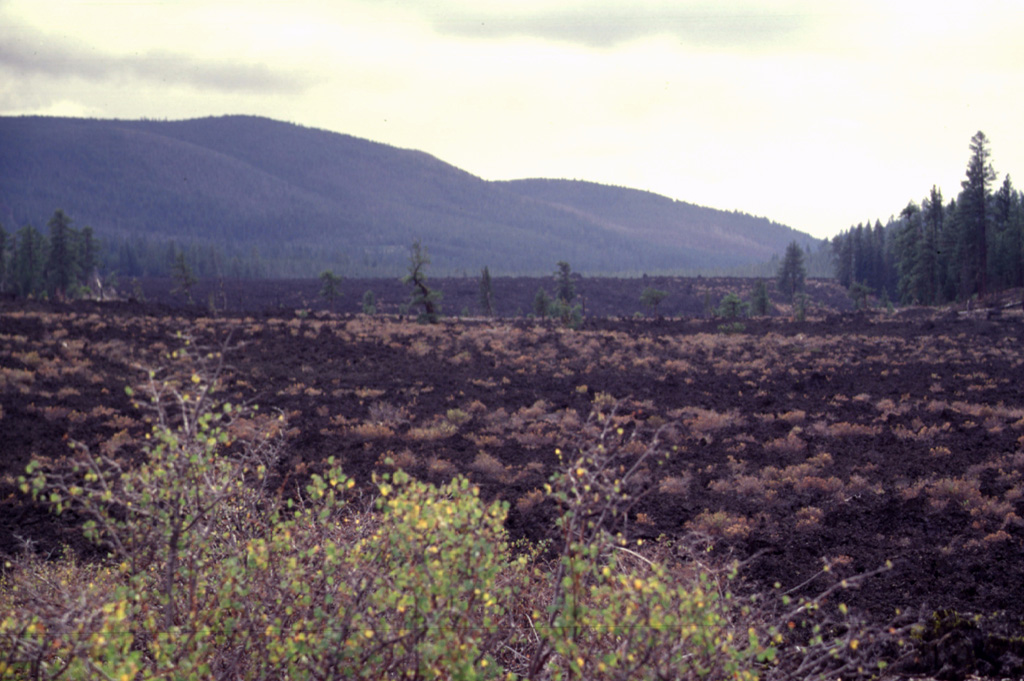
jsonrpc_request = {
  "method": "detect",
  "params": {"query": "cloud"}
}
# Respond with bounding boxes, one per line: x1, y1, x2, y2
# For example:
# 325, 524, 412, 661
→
370, 1, 810, 49
0, 20, 313, 93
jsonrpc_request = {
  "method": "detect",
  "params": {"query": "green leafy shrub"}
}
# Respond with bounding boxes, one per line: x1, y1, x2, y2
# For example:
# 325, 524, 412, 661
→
547, 297, 584, 329
5, 339, 526, 680
521, 408, 771, 680
361, 289, 377, 314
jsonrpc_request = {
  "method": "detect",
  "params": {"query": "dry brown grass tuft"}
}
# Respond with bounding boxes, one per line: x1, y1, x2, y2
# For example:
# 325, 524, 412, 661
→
349, 423, 396, 439
382, 449, 420, 470
658, 474, 691, 495
686, 510, 753, 540
469, 451, 508, 480
515, 488, 544, 513
764, 431, 807, 454
426, 456, 457, 476
368, 401, 410, 426
810, 421, 882, 438
795, 506, 825, 530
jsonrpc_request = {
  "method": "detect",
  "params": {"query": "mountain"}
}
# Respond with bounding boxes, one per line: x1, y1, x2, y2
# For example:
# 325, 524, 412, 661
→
0, 115, 820, 277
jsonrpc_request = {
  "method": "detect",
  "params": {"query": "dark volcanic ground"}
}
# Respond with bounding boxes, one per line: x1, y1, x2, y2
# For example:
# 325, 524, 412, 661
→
129, 274, 852, 318
2, 279, 1024, 678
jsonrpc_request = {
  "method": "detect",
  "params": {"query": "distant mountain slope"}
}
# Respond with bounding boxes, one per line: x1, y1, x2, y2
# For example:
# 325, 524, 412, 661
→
498, 179, 812, 264
0, 115, 821, 277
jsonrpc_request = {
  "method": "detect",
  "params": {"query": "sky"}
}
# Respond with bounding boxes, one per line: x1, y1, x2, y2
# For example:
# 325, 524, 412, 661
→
2, 0, 1024, 240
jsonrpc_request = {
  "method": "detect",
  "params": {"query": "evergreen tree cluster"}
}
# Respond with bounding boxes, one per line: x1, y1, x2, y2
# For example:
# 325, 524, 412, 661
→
532, 261, 584, 327
0, 210, 101, 300
105, 235, 268, 280
831, 132, 1023, 306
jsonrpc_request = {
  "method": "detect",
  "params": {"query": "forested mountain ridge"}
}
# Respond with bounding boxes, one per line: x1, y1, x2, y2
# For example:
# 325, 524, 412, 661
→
0, 115, 820, 277
499, 179, 808, 263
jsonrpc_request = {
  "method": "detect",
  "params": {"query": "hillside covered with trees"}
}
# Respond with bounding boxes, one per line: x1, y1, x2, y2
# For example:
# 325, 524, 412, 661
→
830, 132, 1023, 307
0, 115, 819, 279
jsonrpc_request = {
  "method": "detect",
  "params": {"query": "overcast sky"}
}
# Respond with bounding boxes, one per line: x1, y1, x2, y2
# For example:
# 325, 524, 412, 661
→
3, 0, 1023, 240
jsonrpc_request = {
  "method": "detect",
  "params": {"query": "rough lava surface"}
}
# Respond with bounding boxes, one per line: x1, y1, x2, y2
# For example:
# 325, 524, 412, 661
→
2, 279, 1024, 678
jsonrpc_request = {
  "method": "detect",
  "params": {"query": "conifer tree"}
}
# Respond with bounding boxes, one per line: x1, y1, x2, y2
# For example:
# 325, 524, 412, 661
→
716, 291, 748, 319
478, 266, 494, 317
362, 290, 377, 315
171, 251, 197, 304
939, 197, 964, 302
750, 280, 770, 316
919, 186, 944, 304
554, 261, 575, 303
46, 209, 77, 299
640, 287, 668, 316
777, 241, 806, 300
77, 225, 99, 285
533, 287, 552, 318
959, 131, 996, 297
832, 233, 853, 289
991, 175, 1022, 289
319, 270, 343, 310
14, 224, 46, 298
895, 202, 922, 304
852, 224, 867, 285
871, 220, 888, 295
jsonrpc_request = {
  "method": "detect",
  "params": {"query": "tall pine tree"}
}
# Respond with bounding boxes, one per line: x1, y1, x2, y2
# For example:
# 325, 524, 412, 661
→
919, 186, 944, 304
959, 131, 996, 297
478, 266, 494, 317
777, 241, 807, 300
46, 209, 77, 299
895, 202, 922, 304
991, 175, 1022, 289
14, 224, 46, 298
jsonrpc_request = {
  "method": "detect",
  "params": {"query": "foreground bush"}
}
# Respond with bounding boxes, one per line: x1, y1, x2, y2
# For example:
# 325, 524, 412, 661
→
1, 339, 904, 679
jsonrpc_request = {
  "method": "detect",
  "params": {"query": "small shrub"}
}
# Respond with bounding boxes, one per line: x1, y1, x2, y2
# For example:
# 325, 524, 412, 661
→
407, 420, 458, 441
764, 431, 807, 454
361, 289, 377, 314
383, 448, 420, 469
515, 488, 545, 513
426, 456, 458, 476
548, 297, 584, 329
446, 407, 472, 426
795, 506, 825, 530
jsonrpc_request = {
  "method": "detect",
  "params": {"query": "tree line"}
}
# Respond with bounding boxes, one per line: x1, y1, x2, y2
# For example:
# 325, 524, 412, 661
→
105, 236, 269, 280
831, 131, 1022, 306
0, 210, 101, 300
